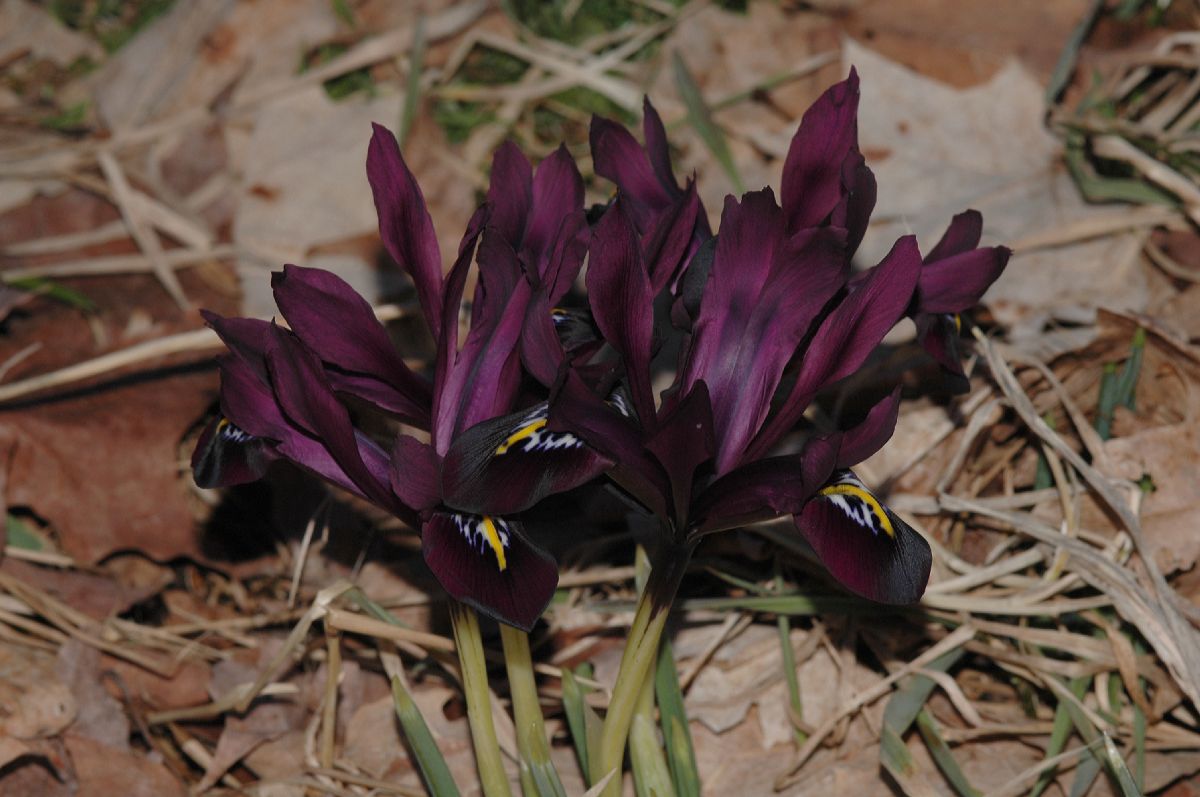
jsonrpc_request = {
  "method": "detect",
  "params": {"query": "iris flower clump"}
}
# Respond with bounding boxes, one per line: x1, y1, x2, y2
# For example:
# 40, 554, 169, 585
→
193, 68, 1008, 795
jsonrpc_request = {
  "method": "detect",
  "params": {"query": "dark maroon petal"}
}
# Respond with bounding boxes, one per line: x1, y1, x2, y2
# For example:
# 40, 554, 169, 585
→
915, 313, 969, 388
263, 325, 403, 514
519, 292, 567, 388
216, 353, 400, 510
917, 246, 1011, 315
644, 183, 705, 295
487, 141, 534, 249
525, 146, 584, 271
837, 387, 901, 468
442, 402, 611, 516
434, 232, 531, 451
390, 434, 442, 512
542, 210, 589, 303
749, 234, 921, 461
682, 190, 848, 473
926, 210, 982, 262
271, 265, 431, 425
191, 415, 277, 488
794, 469, 930, 604
586, 201, 657, 427
432, 209, 487, 449
644, 382, 714, 529
642, 98, 675, 196
781, 68, 861, 232
549, 372, 670, 518
691, 434, 838, 536
422, 511, 558, 631
590, 112, 676, 233
203, 311, 272, 381
829, 151, 876, 256
368, 123, 444, 336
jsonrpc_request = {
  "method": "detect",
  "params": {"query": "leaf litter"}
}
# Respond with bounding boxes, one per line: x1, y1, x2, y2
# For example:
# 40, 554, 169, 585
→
3, 0, 1200, 795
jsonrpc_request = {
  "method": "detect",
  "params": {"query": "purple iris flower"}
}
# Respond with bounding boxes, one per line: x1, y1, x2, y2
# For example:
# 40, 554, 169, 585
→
537, 70, 1009, 605
193, 124, 607, 630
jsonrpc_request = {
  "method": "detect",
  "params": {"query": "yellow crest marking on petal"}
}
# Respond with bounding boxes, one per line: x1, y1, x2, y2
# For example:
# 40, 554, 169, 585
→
495, 419, 547, 455
217, 417, 230, 432
481, 515, 507, 571
818, 482, 895, 538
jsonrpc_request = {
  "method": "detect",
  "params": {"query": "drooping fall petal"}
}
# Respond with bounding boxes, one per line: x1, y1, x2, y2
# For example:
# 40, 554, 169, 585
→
192, 415, 276, 488
795, 469, 930, 604
441, 402, 611, 516
836, 388, 901, 469
422, 511, 559, 631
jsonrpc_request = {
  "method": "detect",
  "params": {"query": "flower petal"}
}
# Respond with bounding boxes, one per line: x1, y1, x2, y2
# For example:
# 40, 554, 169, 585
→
549, 372, 670, 518
836, 387, 901, 469
486, 141, 534, 250
691, 434, 838, 536
682, 190, 847, 473
917, 246, 1011, 315
263, 325, 407, 517
191, 415, 276, 488
829, 151, 876, 256
390, 434, 442, 512
645, 382, 714, 529
441, 402, 611, 516
422, 511, 559, 631
586, 200, 657, 427
590, 104, 677, 233
526, 145, 585, 272
367, 123, 444, 336
271, 264, 431, 425
781, 68, 862, 232
795, 469, 930, 604
749, 234, 921, 461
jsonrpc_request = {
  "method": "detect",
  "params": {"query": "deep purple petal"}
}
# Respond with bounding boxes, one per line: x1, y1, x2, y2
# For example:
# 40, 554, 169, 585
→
829, 151, 876, 256
795, 469, 930, 604
749, 234, 921, 461
487, 141, 534, 249
837, 387, 901, 469
682, 190, 848, 473
203, 311, 272, 381
926, 210, 983, 262
590, 111, 677, 232
542, 210, 589, 303
367, 123, 444, 336
263, 325, 405, 514
548, 372, 670, 518
271, 265, 431, 425
644, 183, 705, 295
525, 146, 584, 271
390, 434, 442, 512
644, 382, 714, 529
436, 232, 531, 449
781, 68, 861, 232
422, 511, 558, 631
691, 434, 838, 536
442, 402, 612, 516
917, 246, 1011, 315
191, 415, 277, 488
915, 313, 969, 387
586, 200, 657, 427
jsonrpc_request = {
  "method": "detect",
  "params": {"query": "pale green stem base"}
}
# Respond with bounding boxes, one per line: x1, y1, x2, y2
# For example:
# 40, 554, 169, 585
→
450, 601, 513, 797
500, 623, 566, 797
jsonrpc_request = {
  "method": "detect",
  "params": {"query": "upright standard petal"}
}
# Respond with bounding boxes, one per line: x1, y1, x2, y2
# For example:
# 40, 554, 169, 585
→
422, 512, 559, 631
486, 141, 534, 250
781, 68, 862, 232
644, 382, 714, 530
795, 469, 930, 604
590, 103, 678, 233
835, 388, 901, 469
367, 123, 444, 335
586, 201, 657, 427
682, 190, 847, 473
525, 145, 585, 272
271, 265, 431, 425
749, 234, 922, 462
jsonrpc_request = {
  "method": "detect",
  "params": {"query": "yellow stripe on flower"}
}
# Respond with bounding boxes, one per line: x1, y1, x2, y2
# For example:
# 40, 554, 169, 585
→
495, 419, 547, 455
818, 482, 895, 538
481, 515, 507, 571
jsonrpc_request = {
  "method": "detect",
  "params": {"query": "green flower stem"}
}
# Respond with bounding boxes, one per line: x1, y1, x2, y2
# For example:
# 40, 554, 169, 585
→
449, 601, 513, 797
590, 544, 691, 796
630, 665, 675, 797
499, 623, 566, 797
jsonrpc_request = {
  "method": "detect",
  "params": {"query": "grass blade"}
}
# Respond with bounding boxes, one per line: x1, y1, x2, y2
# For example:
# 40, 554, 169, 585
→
915, 709, 980, 797
655, 639, 700, 797
563, 664, 600, 782
399, 15, 427, 148
672, 52, 744, 194
391, 675, 462, 797
1113, 327, 1145, 411
1031, 676, 1090, 797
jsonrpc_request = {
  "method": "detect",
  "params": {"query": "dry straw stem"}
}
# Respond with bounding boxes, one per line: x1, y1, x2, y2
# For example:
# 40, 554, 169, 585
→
970, 330, 1200, 709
